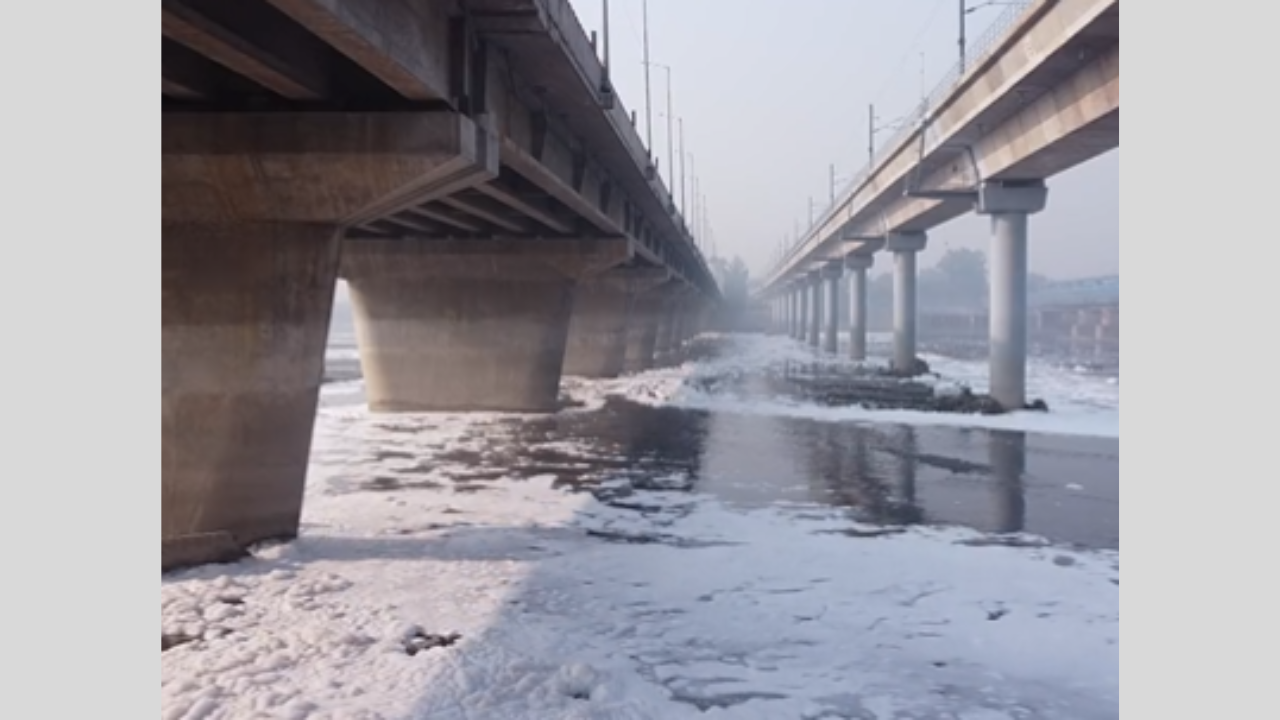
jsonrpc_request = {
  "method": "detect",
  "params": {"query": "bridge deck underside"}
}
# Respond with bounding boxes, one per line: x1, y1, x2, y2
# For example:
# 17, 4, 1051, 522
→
161, 0, 710, 289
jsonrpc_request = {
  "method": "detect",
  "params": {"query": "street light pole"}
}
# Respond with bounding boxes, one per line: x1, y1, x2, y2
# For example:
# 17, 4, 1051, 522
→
641, 0, 653, 155
664, 65, 674, 188
602, 0, 611, 80
645, 62, 675, 191
678, 118, 687, 217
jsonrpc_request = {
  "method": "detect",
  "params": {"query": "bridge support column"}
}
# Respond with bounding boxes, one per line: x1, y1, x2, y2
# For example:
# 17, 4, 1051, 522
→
653, 287, 690, 364
343, 239, 630, 412
887, 231, 928, 373
787, 289, 798, 339
161, 111, 494, 571
788, 286, 798, 338
845, 253, 874, 361
977, 181, 1048, 409
822, 262, 843, 354
798, 284, 810, 343
564, 269, 670, 378
808, 271, 823, 348
164, 224, 338, 571
623, 282, 677, 373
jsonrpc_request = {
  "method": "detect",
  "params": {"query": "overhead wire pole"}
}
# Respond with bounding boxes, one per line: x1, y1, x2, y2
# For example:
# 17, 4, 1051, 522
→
868, 104, 875, 166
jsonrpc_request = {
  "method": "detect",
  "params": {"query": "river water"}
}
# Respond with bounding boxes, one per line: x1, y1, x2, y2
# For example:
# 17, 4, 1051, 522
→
318, 317, 1118, 551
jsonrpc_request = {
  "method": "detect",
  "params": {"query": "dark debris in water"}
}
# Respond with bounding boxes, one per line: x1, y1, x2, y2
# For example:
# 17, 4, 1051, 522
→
363, 476, 444, 492
783, 364, 1049, 415
585, 528, 740, 549
403, 630, 461, 656
162, 633, 198, 652
814, 527, 907, 539
669, 691, 790, 711
957, 535, 1052, 549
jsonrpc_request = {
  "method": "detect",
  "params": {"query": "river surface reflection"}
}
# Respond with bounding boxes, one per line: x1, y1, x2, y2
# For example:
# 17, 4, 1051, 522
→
523, 399, 1117, 550
321, 334, 1118, 551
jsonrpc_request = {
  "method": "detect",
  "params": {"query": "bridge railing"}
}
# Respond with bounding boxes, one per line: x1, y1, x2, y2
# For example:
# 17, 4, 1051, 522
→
770, 0, 1036, 281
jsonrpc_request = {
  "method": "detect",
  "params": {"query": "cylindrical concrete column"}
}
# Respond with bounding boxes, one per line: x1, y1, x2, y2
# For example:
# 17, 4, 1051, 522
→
824, 269, 842, 354
977, 180, 1047, 409
846, 255, 873, 361
785, 292, 794, 337
990, 212, 1029, 408
809, 275, 822, 348
892, 251, 917, 371
799, 285, 810, 343
886, 231, 927, 373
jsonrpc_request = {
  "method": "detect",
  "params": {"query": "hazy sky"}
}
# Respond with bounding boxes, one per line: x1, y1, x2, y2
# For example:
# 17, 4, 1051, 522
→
566, 0, 1119, 280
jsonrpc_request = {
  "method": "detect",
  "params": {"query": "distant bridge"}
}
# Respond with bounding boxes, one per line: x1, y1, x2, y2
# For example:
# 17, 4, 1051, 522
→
1029, 275, 1118, 308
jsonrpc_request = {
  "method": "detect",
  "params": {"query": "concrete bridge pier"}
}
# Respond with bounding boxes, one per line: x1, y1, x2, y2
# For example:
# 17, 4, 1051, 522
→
808, 270, 823, 349
977, 181, 1049, 409
653, 287, 692, 364
793, 283, 803, 340
343, 239, 631, 413
845, 253, 874, 361
788, 292, 797, 337
789, 287, 801, 339
564, 269, 671, 378
886, 231, 928, 373
623, 281, 678, 373
161, 112, 493, 571
822, 262, 843, 354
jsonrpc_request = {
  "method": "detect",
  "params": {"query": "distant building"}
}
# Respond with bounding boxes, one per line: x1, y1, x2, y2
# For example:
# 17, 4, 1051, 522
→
1029, 275, 1119, 308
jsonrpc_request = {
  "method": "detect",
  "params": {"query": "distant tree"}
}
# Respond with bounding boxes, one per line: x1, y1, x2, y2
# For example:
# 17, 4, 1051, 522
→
722, 256, 751, 307
933, 248, 988, 308
1027, 272, 1053, 291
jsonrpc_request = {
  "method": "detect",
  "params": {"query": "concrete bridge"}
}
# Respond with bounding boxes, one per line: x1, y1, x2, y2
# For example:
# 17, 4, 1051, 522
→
162, 0, 718, 570
757, 0, 1118, 408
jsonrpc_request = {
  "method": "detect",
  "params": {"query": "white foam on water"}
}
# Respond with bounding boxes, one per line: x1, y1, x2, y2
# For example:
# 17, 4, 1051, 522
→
567, 334, 1118, 439
162, 334, 1118, 718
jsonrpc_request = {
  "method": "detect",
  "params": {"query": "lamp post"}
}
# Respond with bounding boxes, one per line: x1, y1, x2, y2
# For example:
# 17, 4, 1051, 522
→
645, 61, 676, 194
678, 118, 687, 217
641, 0, 653, 154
